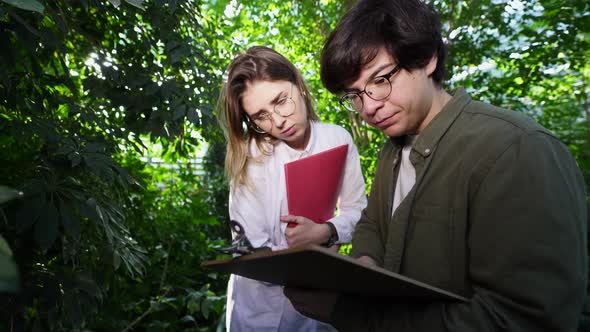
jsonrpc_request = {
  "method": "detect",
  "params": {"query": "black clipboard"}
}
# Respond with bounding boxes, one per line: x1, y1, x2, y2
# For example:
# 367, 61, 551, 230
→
202, 244, 467, 302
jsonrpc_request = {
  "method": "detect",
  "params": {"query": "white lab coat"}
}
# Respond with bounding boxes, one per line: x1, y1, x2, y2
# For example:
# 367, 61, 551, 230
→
225, 122, 367, 332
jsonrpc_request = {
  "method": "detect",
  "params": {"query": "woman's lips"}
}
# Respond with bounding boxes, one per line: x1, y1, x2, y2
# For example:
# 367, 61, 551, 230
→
282, 125, 295, 136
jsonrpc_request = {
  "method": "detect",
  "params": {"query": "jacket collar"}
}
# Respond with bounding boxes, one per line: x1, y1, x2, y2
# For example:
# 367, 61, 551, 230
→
388, 88, 471, 157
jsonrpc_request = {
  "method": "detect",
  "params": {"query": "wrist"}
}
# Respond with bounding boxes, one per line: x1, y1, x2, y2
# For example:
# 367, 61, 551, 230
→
322, 222, 338, 247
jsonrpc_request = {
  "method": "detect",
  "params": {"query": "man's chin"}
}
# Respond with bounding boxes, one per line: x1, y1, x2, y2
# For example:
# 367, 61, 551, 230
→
381, 125, 405, 138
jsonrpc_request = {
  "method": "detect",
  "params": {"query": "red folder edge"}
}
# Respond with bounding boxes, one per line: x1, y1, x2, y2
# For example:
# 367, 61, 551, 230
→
284, 144, 348, 227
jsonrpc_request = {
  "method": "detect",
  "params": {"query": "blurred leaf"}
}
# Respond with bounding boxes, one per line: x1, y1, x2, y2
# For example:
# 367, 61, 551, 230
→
63, 296, 84, 328
0, 185, 23, 204
0, 235, 12, 256
34, 202, 59, 250
58, 198, 81, 240
113, 251, 121, 270
0, 235, 19, 292
201, 298, 211, 319
68, 152, 82, 167
1, 0, 44, 13
76, 275, 103, 301
15, 195, 44, 233
107, 0, 121, 7
125, 0, 144, 10
180, 314, 195, 323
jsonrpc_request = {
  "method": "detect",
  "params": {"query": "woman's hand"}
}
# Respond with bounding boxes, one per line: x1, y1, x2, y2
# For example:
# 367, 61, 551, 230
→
357, 255, 378, 266
280, 215, 331, 248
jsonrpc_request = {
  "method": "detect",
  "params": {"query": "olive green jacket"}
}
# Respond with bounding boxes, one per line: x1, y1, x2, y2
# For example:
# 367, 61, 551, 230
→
332, 89, 588, 331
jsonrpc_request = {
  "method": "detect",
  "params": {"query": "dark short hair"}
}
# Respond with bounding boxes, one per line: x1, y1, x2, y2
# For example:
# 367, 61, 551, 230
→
320, 0, 447, 93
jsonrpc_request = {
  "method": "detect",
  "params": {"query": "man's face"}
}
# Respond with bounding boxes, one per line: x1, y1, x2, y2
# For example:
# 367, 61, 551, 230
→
345, 48, 438, 137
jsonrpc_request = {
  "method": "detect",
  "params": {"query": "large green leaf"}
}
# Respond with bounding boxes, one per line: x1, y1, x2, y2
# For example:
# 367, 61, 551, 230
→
106, 0, 121, 7
0, 235, 12, 256
58, 198, 81, 240
34, 203, 59, 250
0, 235, 19, 292
0, 185, 23, 204
1, 0, 44, 13
125, 0, 144, 10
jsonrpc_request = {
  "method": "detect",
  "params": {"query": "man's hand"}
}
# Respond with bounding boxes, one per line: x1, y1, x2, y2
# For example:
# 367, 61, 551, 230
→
280, 215, 331, 247
283, 287, 340, 323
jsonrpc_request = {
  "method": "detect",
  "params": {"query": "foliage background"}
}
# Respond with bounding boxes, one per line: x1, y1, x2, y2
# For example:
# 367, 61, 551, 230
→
0, 0, 588, 331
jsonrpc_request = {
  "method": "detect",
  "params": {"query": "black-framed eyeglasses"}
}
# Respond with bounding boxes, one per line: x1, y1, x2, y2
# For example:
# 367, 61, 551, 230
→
339, 65, 400, 113
246, 84, 296, 134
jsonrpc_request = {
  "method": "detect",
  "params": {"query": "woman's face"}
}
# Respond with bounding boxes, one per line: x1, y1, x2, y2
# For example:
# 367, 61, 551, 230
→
241, 79, 310, 150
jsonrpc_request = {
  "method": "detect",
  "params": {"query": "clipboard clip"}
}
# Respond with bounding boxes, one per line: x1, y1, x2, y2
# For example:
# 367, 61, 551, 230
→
215, 220, 269, 256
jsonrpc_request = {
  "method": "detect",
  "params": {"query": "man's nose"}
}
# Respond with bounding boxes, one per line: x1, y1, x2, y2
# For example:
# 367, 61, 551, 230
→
361, 94, 384, 116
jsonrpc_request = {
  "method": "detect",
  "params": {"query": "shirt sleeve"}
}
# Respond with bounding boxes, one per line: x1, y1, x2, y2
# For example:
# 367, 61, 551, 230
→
229, 158, 285, 251
331, 131, 588, 331
328, 134, 367, 244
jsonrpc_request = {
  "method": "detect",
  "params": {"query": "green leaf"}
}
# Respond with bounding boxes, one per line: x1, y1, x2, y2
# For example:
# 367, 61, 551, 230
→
55, 145, 75, 156
187, 298, 200, 313
34, 202, 59, 250
1, 0, 44, 13
125, 0, 144, 10
107, 0, 121, 7
84, 153, 116, 183
201, 298, 211, 319
0, 235, 19, 292
187, 109, 200, 126
63, 294, 84, 328
180, 314, 195, 323
59, 198, 81, 240
68, 152, 82, 167
80, 198, 100, 224
0, 185, 23, 204
113, 252, 121, 270
0, 235, 12, 256
15, 196, 44, 233
0, 266, 19, 291
75, 275, 103, 301
150, 300, 164, 312
172, 104, 187, 121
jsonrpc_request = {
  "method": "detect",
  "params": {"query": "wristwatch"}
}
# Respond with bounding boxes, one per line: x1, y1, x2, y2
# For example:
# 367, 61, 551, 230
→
322, 222, 339, 247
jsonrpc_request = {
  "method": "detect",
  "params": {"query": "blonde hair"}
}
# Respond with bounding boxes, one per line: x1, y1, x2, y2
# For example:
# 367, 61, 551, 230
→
218, 46, 318, 187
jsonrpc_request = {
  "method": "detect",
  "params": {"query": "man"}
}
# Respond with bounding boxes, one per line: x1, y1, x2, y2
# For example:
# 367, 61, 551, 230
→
284, 0, 588, 331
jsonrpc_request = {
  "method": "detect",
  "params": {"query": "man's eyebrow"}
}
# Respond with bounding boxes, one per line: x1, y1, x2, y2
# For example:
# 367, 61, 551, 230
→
344, 63, 394, 93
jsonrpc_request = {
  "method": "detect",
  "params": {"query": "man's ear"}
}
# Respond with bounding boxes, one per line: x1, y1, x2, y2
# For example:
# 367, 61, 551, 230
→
426, 53, 438, 76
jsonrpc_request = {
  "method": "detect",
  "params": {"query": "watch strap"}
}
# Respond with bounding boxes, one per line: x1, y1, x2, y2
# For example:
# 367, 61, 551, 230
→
322, 222, 338, 247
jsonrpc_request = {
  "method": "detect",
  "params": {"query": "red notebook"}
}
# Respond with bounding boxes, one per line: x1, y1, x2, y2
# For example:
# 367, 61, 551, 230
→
284, 144, 348, 226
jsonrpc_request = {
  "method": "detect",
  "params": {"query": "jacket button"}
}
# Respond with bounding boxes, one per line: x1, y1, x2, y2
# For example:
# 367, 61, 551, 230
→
424, 148, 431, 155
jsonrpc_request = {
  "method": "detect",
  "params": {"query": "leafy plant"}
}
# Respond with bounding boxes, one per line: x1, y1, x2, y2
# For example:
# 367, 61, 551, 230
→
0, 0, 588, 331
0, 0, 228, 330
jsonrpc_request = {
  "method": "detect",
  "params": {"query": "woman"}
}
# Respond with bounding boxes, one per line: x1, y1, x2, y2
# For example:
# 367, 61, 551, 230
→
218, 46, 367, 331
